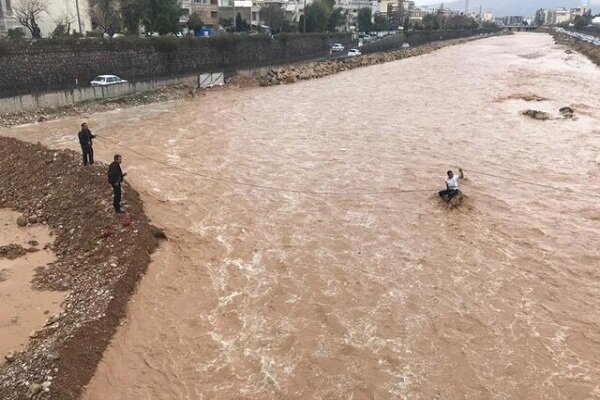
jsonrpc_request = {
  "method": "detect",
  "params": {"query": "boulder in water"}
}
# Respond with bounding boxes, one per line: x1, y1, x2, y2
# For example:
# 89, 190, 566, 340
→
522, 109, 550, 120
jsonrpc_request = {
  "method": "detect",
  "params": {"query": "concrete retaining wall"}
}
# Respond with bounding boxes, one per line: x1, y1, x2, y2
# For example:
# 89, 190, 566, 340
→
0, 73, 224, 114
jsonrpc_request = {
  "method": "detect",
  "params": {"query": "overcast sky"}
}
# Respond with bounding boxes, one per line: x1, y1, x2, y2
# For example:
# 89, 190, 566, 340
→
412, 0, 597, 16
415, 0, 598, 5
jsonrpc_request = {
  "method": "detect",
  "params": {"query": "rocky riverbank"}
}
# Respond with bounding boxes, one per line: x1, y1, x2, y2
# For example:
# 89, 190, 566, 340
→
0, 137, 163, 399
257, 33, 506, 86
551, 30, 600, 66
0, 32, 506, 128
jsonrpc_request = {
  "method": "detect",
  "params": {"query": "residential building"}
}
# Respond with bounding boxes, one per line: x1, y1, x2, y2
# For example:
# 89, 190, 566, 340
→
182, 0, 219, 27
387, 0, 414, 28
481, 12, 493, 22
219, 0, 261, 27
1, 0, 91, 37
546, 8, 570, 25
333, 0, 371, 31
0, 0, 18, 34
570, 5, 589, 19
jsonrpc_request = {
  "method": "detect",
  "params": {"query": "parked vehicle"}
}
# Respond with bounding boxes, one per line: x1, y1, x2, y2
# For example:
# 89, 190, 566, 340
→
402, 42, 410, 49
330, 43, 345, 53
347, 48, 362, 57
90, 75, 128, 86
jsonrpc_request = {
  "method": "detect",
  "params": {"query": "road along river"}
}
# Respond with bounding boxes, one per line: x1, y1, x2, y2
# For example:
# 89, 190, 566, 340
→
2, 33, 600, 399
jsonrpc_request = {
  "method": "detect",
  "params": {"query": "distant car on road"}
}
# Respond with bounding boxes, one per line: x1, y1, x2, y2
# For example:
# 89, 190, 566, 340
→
347, 48, 362, 57
330, 43, 345, 53
90, 75, 128, 86
402, 42, 410, 49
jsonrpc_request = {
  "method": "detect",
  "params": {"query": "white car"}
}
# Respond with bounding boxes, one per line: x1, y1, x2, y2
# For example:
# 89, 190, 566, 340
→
402, 42, 410, 49
330, 43, 345, 52
347, 48, 362, 57
90, 75, 128, 86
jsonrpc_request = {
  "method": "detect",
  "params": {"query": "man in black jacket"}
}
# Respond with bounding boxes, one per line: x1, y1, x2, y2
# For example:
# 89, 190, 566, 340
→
108, 154, 127, 213
78, 122, 96, 166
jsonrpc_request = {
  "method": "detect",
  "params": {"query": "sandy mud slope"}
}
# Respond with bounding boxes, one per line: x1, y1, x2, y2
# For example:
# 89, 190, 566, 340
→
0, 209, 64, 360
3, 33, 600, 399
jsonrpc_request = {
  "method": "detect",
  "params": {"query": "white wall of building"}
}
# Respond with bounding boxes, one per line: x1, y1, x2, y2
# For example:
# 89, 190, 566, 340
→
1, 0, 91, 37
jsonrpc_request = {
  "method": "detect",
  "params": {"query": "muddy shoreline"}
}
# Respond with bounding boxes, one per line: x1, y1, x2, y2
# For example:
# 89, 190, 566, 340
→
0, 137, 161, 399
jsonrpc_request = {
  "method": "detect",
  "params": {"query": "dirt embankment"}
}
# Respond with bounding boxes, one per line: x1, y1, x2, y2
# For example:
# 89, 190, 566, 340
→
551, 31, 600, 66
0, 137, 163, 399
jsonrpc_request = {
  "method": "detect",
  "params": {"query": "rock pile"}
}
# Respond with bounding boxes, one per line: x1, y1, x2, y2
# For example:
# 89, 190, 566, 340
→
0, 137, 162, 400
0, 243, 31, 259
521, 109, 551, 120
258, 35, 498, 86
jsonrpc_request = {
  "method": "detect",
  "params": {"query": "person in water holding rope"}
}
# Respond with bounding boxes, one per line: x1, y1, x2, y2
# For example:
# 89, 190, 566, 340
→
108, 154, 127, 213
439, 168, 464, 202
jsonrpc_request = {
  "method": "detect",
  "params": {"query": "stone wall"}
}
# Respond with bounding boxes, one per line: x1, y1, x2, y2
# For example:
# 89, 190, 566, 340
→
359, 29, 498, 54
0, 34, 353, 97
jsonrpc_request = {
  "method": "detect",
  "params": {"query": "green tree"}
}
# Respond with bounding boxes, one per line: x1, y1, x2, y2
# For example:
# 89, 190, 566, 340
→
122, 0, 182, 35
327, 7, 345, 31
235, 13, 249, 31
259, 4, 286, 33
422, 13, 439, 30
187, 11, 203, 32
304, 0, 331, 32
6, 27, 26, 40
373, 13, 388, 31
357, 7, 373, 33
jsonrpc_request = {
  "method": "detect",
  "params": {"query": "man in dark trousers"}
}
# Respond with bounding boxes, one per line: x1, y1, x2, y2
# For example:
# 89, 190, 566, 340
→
108, 154, 127, 213
78, 122, 96, 166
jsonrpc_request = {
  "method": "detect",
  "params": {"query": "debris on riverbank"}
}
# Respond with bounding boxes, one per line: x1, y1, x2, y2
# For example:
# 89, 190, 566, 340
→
0, 137, 161, 400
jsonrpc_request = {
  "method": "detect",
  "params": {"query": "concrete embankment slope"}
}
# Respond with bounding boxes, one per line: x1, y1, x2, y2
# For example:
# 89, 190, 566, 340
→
0, 137, 162, 400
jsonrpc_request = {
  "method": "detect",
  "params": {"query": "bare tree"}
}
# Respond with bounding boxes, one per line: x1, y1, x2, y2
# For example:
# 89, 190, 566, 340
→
15, 0, 47, 38
52, 12, 75, 37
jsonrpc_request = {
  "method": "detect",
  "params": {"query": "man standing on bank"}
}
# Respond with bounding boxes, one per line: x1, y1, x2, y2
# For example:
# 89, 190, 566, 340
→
78, 122, 96, 166
108, 154, 127, 213
439, 168, 464, 202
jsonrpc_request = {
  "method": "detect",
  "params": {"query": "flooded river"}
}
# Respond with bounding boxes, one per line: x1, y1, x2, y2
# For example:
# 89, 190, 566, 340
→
3, 33, 600, 399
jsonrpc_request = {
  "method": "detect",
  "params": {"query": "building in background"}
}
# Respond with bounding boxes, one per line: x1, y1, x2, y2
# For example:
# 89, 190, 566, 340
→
0, 0, 91, 37
0, 0, 19, 34
182, 0, 220, 28
219, 0, 261, 28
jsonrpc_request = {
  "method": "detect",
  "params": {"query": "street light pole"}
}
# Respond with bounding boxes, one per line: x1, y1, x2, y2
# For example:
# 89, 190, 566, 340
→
75, 0, 83, 34
303, 0, 306, 32
233, 0, 237, 31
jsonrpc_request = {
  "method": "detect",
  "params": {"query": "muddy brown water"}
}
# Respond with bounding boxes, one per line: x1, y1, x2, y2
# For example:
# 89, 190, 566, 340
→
0, 210, 64, 361
2, 33, 600, 399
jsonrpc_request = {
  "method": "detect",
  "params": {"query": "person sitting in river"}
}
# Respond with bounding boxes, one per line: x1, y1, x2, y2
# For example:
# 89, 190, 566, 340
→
439, 168, 464, 202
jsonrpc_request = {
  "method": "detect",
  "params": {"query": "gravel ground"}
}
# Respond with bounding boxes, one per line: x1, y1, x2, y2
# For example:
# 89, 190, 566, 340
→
0, 137, 163, 399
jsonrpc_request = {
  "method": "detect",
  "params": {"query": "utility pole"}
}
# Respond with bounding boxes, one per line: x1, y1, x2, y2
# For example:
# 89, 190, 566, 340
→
75, 0, 83, 34
464, 0, 468, 15
303, 0, 306, 33
233, 0, 236, 31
